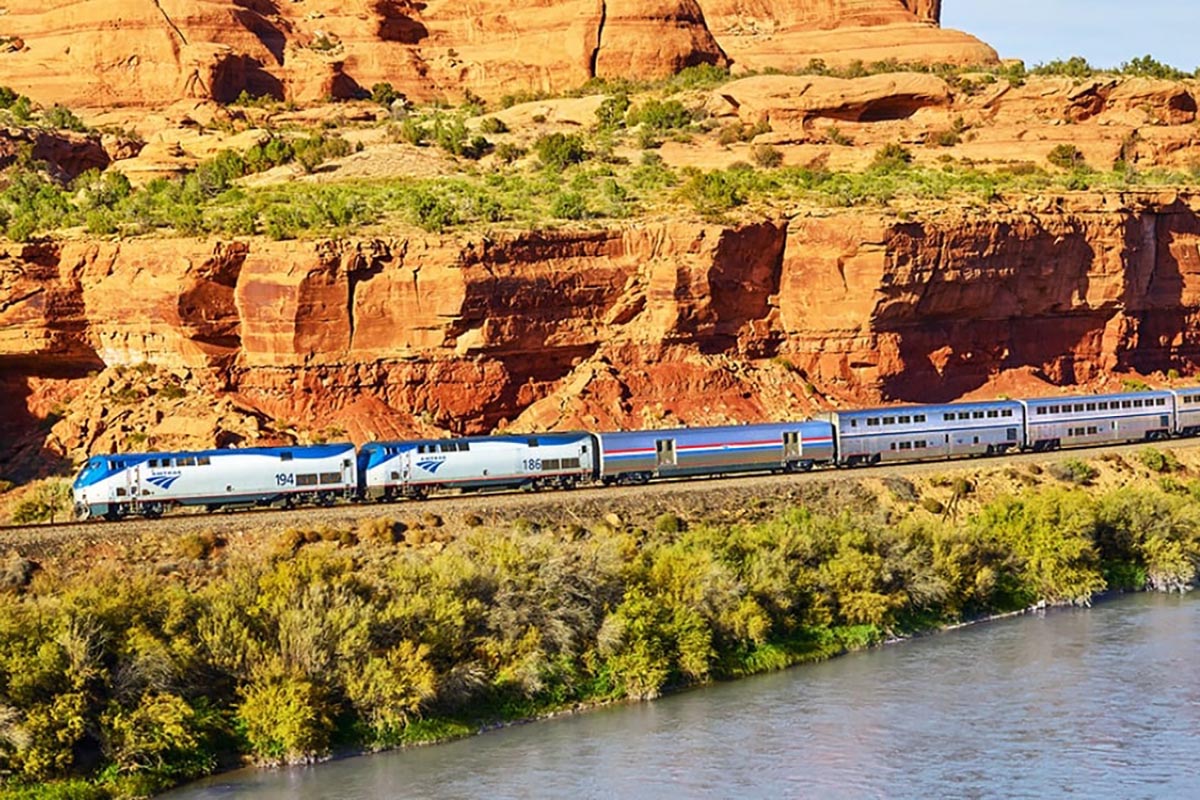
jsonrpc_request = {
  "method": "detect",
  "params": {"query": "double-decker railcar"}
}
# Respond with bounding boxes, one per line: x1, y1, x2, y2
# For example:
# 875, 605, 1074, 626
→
827, 400, 1024, 466
595, 421, 835, 484
1170, 387, 1200, 436
72, 444, 357, 520
1018, 390, 1173, 450
359, 432, 596, 500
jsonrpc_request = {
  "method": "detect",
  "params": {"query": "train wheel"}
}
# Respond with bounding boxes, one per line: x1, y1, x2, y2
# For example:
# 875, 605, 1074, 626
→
142, 503, 163, 519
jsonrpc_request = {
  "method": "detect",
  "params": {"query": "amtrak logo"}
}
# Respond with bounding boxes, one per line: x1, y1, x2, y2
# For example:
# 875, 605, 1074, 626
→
145, 474, 182, 490
415, 459, 445, 473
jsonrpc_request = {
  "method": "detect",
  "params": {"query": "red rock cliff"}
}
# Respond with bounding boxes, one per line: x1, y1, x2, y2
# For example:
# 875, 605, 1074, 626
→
4, 191, 1200, 475
0, 0, 991, 109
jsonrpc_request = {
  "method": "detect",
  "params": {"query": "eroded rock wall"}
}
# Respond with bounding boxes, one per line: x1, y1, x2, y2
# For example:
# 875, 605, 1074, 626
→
5, 191, 1200, 475
0, 0, 990, 109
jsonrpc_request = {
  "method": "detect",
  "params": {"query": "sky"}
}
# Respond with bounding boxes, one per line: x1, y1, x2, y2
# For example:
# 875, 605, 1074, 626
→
942, 1, 1200, 72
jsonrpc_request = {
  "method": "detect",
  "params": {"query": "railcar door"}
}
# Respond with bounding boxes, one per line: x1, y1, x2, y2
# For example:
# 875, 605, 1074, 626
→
655, 439, 676, 467
401, 449, 413, 491
783, 431, 800, 460
126, 462, 142, 506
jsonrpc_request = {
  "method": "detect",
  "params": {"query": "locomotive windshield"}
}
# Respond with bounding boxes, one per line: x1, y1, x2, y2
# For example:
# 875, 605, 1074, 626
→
73, 457, 107, 488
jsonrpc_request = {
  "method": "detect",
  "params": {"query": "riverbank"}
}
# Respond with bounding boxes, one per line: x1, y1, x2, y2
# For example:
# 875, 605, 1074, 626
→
2, 445, 1199, 798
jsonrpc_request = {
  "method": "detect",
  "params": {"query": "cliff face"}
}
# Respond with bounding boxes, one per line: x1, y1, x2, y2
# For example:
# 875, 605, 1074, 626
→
0, 0, 990, 109
4, 191, 1200, 476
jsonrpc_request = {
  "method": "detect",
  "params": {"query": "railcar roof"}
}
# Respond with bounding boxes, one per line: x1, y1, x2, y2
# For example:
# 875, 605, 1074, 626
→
86, 443, 355, 462
1018, 390, 1172, 404
363, 432, 593, 449
833, 400, 1019, 417
596, 421, 827, 438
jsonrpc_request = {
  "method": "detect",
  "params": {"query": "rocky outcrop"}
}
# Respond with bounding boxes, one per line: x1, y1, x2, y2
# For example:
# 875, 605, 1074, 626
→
695, 0, 994, 73
5, 192, 1200, 476
709, 73, 953, 128
0, 0, 990, 109
0, 128, 111, 182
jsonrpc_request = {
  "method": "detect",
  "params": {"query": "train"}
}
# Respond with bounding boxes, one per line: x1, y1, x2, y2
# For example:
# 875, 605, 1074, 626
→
71, 386, 1200, 521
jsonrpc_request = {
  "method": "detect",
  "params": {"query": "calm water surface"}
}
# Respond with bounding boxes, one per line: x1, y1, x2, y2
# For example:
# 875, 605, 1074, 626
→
169, 593, 1200, 799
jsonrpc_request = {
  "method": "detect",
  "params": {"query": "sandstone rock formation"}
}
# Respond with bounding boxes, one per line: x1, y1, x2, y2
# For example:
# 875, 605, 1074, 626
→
0, 0, 991, 109
4, 191, 1200, 477
695, 0, 994, 74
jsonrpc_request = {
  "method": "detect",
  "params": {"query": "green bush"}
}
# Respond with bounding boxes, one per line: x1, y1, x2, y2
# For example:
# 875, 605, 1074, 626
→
8, 480, 73, 524
751, 144, 783, 168
625, 98, 693, 131
595, 93, 631, 130
42, 105, 88, 132
921, 497, 945, 515
1047, 144, 1085, 170
236, 671, 333, 764
1139, 448, 1181, 474
871, 143, 914, 170
653, 513, 685, 534
533, 132, 586, 170
370, 82, 400, 107
1032, 56, 1094, 78
478, 116, 508, 134
1049, 459, 1099, 486
550, 191, 587, 220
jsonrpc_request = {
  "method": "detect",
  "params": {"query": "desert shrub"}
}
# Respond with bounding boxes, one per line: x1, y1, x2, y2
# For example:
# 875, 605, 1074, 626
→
931, 129, 961, 147
654, 513, 685, 534
1048, 459, 1099, 486
343, 641, 437, 738
463, 513, 484, 528
533, 132, 587, 170
370, 82, 400, 107
751, 144, 783, 168
825, 125, 853, 146
921, 497, 945, 515
493, 142, 526, 164
99, 692, 215, 777
595, 93, 631, 130
43, 105, 88, 132
1047, 144, 1085, 170
8, 479, 73, 524
421, 512, 444, 529
882, 477, 919, 504
550, 191, 587, 220
478, 116, 508, 134
156, 381, 186, 401
406, 188, 459, 232
1139, 447, 1181, 474
625, 98, 693, 131
717, 120, 770, 145
1119, 55, 1188, 80
678, 169, 745, 216
236, 670, 333, 764
176, 532, 219, 561
0, 552, 38, 591
395, 117, 428, 146
1032, 56, 1094, 78
358, 517, 405, 546
292, 133, 352, 173
871, 143, 914, 170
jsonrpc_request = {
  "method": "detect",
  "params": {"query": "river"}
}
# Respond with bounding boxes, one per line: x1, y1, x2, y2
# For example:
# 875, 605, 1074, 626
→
167, 592, 1200, 799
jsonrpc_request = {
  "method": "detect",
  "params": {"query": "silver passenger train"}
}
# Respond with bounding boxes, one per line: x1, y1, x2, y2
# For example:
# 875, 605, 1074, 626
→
72, 387, 1200, 520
